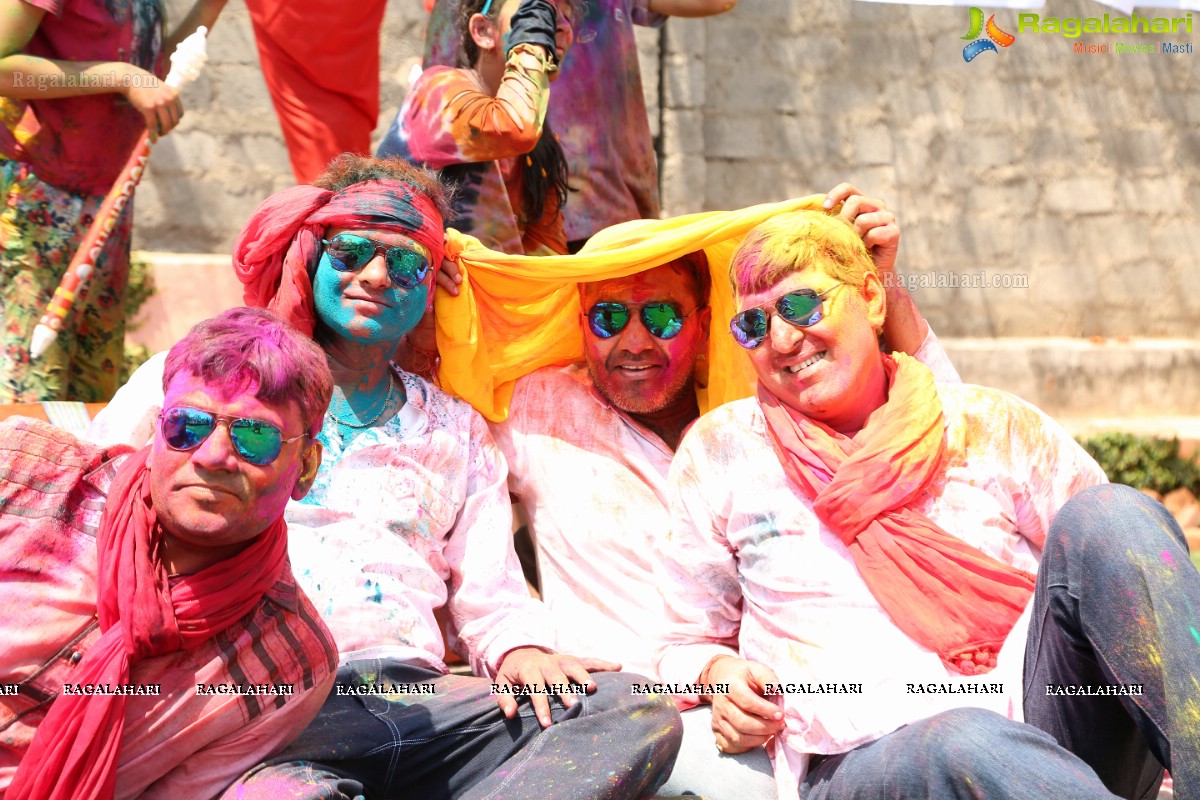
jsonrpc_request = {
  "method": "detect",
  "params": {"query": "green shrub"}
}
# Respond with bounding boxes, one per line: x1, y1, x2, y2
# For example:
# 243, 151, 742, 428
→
121, 256, 156, 384
1076, 432, 1200, 496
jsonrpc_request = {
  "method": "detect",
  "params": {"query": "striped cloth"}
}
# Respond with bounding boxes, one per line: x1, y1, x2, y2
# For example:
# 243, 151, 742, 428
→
0, 417, 337, 799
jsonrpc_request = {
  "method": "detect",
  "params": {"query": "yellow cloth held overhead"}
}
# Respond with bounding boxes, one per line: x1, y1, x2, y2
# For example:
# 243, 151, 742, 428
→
437, 195, 826, 422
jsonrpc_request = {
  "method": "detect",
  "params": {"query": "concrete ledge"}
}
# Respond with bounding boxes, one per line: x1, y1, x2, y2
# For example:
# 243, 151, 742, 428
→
942, 337, 1200, 419
129, 252, 241, 353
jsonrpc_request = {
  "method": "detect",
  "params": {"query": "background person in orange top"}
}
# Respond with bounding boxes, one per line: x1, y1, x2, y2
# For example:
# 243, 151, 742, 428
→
424, 0, 738, 252
378, 0, 578, 258
379, 0, 577, 377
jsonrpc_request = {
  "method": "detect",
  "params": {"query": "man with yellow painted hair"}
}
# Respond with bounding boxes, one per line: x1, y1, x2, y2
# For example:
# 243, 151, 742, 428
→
653, 206, 1199, 799
487, 183, 960, 798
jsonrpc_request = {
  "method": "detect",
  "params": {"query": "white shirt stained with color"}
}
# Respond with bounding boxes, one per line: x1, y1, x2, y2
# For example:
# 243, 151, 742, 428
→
87, 354, 556, 677
655, 382, 1106, 796
491, 364, 676, 678
490, 329, 963, 680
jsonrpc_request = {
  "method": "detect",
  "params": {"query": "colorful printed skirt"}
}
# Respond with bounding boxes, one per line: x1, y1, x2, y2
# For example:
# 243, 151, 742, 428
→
0, 156, 132, 402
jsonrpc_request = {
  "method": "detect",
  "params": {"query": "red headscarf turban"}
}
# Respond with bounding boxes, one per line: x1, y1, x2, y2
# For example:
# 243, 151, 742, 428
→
232, 180, 446, 336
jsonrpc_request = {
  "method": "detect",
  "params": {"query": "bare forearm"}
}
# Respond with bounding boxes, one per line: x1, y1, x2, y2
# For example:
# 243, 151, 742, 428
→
881, 283, 930, 356
164, 0, 228, 55
0, 55, 144, 98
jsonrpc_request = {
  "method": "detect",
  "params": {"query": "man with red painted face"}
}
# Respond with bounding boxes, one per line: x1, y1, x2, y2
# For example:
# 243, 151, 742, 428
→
0, 307, 338, 799
653, 209, 1200, 800
488, 183, 960, 798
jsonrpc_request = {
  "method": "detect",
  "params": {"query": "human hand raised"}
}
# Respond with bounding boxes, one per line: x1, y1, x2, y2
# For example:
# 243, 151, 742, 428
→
435, 256, 462, 297
120, 65, 183, 142
823, 182, 900, 278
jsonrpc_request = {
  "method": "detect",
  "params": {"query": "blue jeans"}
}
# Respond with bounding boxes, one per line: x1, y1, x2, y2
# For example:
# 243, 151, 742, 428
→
803, 707, 1118, 799
227, 660, 682, 800
1024, 484, 1199, 800
657, 705, 775, 799
802, 485, 1199, 800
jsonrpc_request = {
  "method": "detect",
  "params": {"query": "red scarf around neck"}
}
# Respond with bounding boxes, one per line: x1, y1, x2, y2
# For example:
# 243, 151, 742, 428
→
8, 447, 289, 800
757, 353, 1035, 674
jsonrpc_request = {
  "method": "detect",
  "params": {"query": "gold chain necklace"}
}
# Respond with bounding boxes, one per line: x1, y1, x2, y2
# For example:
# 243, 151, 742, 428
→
329, 371, 396, 429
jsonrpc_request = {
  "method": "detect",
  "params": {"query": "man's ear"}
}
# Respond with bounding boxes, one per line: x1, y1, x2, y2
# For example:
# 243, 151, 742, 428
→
697, 305, 712, 338
291, 439, 323, 501
468, 12, 498, 51
424, 268, 438, 313
861, 271, 887, 333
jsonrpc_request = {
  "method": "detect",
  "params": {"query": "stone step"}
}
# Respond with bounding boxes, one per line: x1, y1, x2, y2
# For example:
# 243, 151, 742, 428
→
128, 252, 240, 353
942, 337, 1200, 419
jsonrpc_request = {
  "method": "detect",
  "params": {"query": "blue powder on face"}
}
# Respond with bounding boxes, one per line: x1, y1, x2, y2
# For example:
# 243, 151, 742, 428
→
313, 250, 428, 345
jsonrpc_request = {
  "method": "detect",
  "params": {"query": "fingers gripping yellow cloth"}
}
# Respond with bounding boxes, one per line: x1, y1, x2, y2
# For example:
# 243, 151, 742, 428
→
438, 195, 825, 422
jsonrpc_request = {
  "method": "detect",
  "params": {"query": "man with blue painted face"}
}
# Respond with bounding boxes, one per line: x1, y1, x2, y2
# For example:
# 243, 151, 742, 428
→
88, 154, 681, 800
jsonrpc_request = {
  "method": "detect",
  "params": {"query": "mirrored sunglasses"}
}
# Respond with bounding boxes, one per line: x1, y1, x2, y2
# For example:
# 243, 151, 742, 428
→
322, 232, 431, 290
729, 284, 844, 350
586, 301, 692, 340
160, 406, 307, 466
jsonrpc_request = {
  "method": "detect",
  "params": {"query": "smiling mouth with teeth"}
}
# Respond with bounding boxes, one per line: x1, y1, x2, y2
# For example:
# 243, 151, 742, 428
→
786, 351, 827, 374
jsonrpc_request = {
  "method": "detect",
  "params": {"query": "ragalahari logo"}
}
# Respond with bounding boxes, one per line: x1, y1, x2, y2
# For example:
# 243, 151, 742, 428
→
962, 7, 1016, 61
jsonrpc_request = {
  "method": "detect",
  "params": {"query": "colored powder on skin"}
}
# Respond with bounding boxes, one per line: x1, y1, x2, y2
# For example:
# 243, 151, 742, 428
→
365, 579, 383, 604
313, 251, 429, 345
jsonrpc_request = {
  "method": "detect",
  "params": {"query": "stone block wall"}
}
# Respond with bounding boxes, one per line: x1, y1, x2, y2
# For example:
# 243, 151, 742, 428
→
136, 0, 1197, 339
659, 0, 1197, 338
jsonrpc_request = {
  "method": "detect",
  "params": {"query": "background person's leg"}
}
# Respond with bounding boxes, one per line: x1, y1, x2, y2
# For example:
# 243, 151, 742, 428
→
66, 208, 131, 403
801, 708, 1117, 800
0, 159, 92, 402
1024, 484, 1200, 800
657, 705, 775, 800
244, 0, 384, 184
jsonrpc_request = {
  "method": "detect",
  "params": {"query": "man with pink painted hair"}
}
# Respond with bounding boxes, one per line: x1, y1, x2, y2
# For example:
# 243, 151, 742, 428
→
0, 307, 338, 799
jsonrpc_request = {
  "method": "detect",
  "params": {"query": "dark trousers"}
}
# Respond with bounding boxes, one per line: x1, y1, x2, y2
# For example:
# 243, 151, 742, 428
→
1024, 483, 1199, 800
803, 485, 1199, 800
228, 661, 682, 800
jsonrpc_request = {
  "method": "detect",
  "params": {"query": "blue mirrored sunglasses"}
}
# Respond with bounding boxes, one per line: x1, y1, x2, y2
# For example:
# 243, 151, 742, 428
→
322, 232, 431, 290
160, 406, 307, 466
729, 284, 844, 349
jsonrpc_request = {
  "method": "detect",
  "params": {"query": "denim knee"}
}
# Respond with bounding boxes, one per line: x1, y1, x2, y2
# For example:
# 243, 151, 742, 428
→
1048, 483, 1186, 556
589, 672, 683, 750
916, 707, 1030, 773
